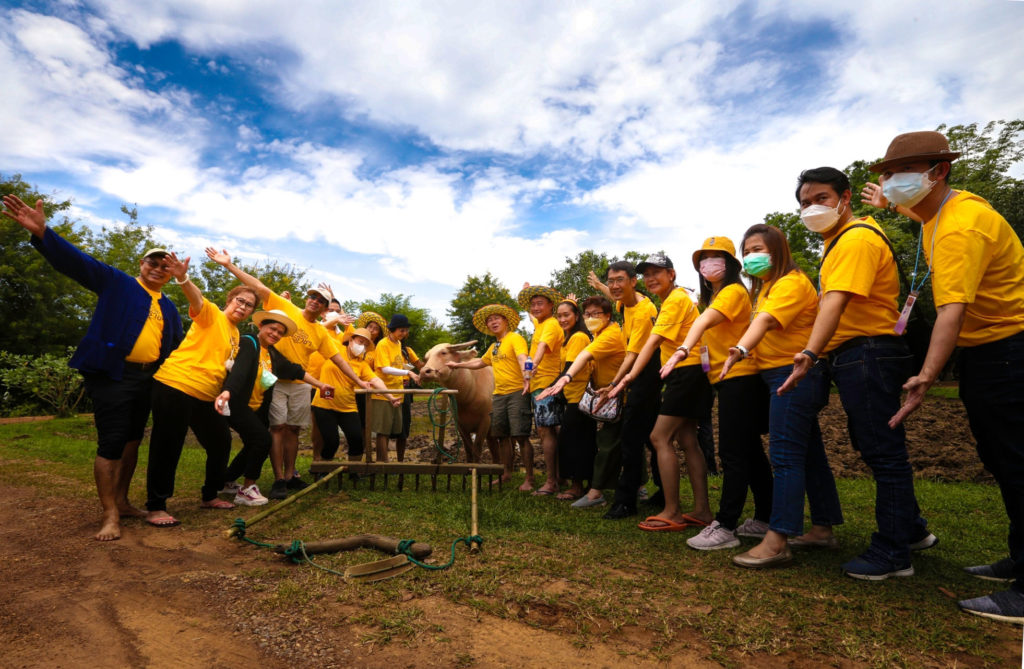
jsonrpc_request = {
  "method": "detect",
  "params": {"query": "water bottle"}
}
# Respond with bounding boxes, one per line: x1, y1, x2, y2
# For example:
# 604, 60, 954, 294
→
524, 360, 534, 380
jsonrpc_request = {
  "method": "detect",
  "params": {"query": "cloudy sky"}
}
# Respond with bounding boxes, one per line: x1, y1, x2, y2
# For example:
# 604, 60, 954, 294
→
2, 1, 1023, 321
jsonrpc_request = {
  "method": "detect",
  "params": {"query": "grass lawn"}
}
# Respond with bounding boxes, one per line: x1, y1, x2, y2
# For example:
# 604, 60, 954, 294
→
0, 416, 1018, 667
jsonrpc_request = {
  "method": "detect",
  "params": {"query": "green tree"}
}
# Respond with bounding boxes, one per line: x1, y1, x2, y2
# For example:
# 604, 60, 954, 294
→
549, 250, 614, 299
446, 272, 518, 347
349, 292, 449, 355
198, 256, 309, 310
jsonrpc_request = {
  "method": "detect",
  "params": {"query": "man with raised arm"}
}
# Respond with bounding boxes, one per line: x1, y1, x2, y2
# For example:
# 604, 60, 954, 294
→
1, 194, 183, 541
206, 248, 369, 499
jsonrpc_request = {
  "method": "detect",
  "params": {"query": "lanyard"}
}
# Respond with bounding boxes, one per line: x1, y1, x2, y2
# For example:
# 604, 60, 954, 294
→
909, 189, 955, 294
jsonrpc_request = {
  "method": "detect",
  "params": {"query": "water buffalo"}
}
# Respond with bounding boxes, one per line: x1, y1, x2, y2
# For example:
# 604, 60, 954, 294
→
418, 340, 493, 462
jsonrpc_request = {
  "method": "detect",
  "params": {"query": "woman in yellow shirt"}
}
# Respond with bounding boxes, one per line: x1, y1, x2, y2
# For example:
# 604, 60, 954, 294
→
549, 298, 594, 501
354, 312, 388, 427
145, 261, 258, 527
661, 237, 772, 551
720, 224, 843, 569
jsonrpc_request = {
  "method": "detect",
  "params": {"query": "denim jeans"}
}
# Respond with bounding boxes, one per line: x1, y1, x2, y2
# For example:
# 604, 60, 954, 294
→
761, 363, 843, 536
829, 336, 925, 567
959, 330, 1024, 591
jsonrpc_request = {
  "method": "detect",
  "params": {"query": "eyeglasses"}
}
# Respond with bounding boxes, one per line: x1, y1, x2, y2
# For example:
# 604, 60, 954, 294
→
234, 297, 256, 310
143, 257, 168, 269
309, 294, 328, 305
583, 311, 605, 318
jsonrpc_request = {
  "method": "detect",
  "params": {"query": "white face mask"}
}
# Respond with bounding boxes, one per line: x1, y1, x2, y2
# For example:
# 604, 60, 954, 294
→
698, 257, 727, 282
883, 169, 936, 207
349, 342, 366, 357
800, 201, 844, 233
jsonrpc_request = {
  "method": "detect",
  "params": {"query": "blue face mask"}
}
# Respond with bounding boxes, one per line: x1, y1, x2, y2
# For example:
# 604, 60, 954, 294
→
742, 252, 773, 278
882, 168, 936, 207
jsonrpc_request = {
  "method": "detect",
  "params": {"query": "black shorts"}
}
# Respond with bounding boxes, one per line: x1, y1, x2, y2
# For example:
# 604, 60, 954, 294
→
659, 365, 712, 420
83, 365, 156, 460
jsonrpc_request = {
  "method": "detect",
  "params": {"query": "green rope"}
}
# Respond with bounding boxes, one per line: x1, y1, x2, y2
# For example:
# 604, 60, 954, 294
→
231, 518, 276, 548
282, 539, 348, 577
426, 388, 461, 462
397, 535, 483, 570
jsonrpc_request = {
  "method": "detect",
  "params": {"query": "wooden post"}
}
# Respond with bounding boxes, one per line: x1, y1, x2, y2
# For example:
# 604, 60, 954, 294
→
363, 394, 374, 463
470, 468, 480, 553
436, 394, 448, 464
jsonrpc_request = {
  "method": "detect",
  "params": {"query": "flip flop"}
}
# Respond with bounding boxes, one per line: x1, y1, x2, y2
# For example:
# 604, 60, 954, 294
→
680, 513, 710, 528
200, 499, 236, 510
638, 516, 690, 532
531, 488, 556, 497
146, 515, 181, 528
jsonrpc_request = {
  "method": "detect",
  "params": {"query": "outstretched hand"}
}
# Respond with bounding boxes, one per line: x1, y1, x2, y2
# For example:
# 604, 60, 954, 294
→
889, 374, 932, 428
660, 350, 686, 378
586, 270, 604, 291
776, 353, 812, 395
164, 252, 191, 282
860, 182, 887, 210
205, 247, 232, 266
317, 281, 334, 300
719, 348, 742, 381
1, 195, 47, 237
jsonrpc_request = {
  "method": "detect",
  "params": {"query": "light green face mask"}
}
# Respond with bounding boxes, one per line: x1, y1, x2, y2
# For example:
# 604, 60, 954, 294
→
742, 252, 773, 278
259, 368, 278, 390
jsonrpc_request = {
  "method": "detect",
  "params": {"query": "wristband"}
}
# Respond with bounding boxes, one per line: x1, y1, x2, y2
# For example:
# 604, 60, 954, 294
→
676, 345, 689, 355
887, 201, 899, 213
561, 373, 573, 382
175, 275, 190, 285
735, 344, 750, 359
800, 349, 819, 364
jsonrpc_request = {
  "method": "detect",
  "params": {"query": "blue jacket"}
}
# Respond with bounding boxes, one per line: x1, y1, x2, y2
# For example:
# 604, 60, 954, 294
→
30, 227, 183, 380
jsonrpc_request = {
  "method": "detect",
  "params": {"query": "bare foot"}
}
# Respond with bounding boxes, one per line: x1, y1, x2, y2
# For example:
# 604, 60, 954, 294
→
95, 513, 121, 541
518, 481, 534, 492
682, 509, 713, 524
117, 502, 147, 519
200, 499, 235, 510
145, 511, 180, 527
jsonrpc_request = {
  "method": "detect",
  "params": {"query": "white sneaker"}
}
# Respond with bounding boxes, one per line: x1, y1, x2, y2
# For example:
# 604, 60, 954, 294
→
234, 484, 269, 506
219, 481, 241, 495
736, 518, 770, 538
687, 521, 741, 551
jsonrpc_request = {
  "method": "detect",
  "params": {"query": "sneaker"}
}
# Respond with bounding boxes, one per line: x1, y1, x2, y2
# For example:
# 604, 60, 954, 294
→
234, 484, 269, 507
964, 557, 1016, 582
218, 481, 241, 495
958, 589, 1024, 624
286, 476, 309, 490
637, 486, 649, 502
687, 521, 741, 551
909, 531, 939, 551
842, 555, 914, 581
735, 518, 770, 538
268, 479, 289, 500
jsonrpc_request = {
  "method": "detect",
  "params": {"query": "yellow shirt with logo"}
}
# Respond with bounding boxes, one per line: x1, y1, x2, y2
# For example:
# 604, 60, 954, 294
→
247, 346, 274, 411
264, 292, 339, 381
313, 346, 377, 413
923, 191, 1024, 347
618, 296, 657, 355
560, 331, 592, 403
482, 331, 528, 395
373, 336, 406, 392
153, 299, 239, 401
124, 278, 164, 363
705, 282, 758, 383
753, 270, 818, 371
652, 287, 701, 369
529, 316, 563, 391
819, 216, 900, 350
585, 322, 626, 388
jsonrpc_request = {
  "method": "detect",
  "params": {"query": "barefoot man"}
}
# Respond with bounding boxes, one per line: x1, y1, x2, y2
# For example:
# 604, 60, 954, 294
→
2, 195, 183, 540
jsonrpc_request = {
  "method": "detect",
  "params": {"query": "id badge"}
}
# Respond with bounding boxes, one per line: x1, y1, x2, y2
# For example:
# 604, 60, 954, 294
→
700, 345, 711, 373
894, 291, 918, 335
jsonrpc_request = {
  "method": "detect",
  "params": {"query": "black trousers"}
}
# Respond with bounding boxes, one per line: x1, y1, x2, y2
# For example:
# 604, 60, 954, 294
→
714, 374, 772, 530
612, 354, 663, 508
146, 381, 231, 511
558, 402, 597, 482
312, 406, 365, 460
224, 399, 272, 482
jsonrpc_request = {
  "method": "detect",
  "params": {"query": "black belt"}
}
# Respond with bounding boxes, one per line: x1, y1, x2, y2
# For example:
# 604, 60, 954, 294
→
123, 360, 159, 371
829, 335, 904, 358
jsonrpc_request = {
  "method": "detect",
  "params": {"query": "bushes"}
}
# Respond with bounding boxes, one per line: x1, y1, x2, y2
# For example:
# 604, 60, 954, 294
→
0, 349, 88, 418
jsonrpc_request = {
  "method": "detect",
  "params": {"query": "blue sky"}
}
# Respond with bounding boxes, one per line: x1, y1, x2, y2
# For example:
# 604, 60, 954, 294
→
2, 1, 1023, 322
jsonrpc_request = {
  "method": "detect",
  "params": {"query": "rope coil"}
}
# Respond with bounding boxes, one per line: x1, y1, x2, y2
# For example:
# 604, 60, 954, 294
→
426, 388, 462, 462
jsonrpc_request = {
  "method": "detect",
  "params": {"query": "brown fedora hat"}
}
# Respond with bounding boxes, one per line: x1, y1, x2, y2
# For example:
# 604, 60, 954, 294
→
868, 131, 961, 173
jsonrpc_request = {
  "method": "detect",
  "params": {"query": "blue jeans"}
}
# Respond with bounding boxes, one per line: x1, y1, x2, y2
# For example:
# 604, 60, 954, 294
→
761, 364, 843, 536
959, 330, 1024, 591
829, 336, 925, 567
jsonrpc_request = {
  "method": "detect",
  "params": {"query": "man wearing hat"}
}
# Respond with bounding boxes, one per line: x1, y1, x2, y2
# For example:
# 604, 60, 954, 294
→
779, 166, 934, 580
2, 194, 184, 541
206, 249, 369, 499
448, 304, 530, 486
518, 284, 565, 495
868, 131, 1024, 622
371, 314, 422, 462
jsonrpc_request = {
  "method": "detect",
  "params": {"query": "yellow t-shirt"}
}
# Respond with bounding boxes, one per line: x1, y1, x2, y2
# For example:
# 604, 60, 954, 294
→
585, 322, 626, 388
312, 346, 377, 413
373, 336, 406, 392
482, 331, 528, 395
248, 346, 273, 411
560, 331, 592, 403
819, 216, 900, 351
124, 278, 164, 364
753, 270, 818, 371
619, 296, 658, 355
153, 299, 239, 401
529, 316, 563, 391
704, 283, 758, 383
652, 288, 701, 369
264, 292, 340, 381
923, 191, 1024, 347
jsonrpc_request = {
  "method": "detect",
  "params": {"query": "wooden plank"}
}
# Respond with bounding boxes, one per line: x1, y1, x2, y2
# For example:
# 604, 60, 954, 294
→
309, 461, 504, 476
354, 388, 458, 395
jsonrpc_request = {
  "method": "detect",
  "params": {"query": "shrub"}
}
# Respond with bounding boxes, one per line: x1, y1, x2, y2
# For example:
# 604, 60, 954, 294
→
0, 349, 86, 418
